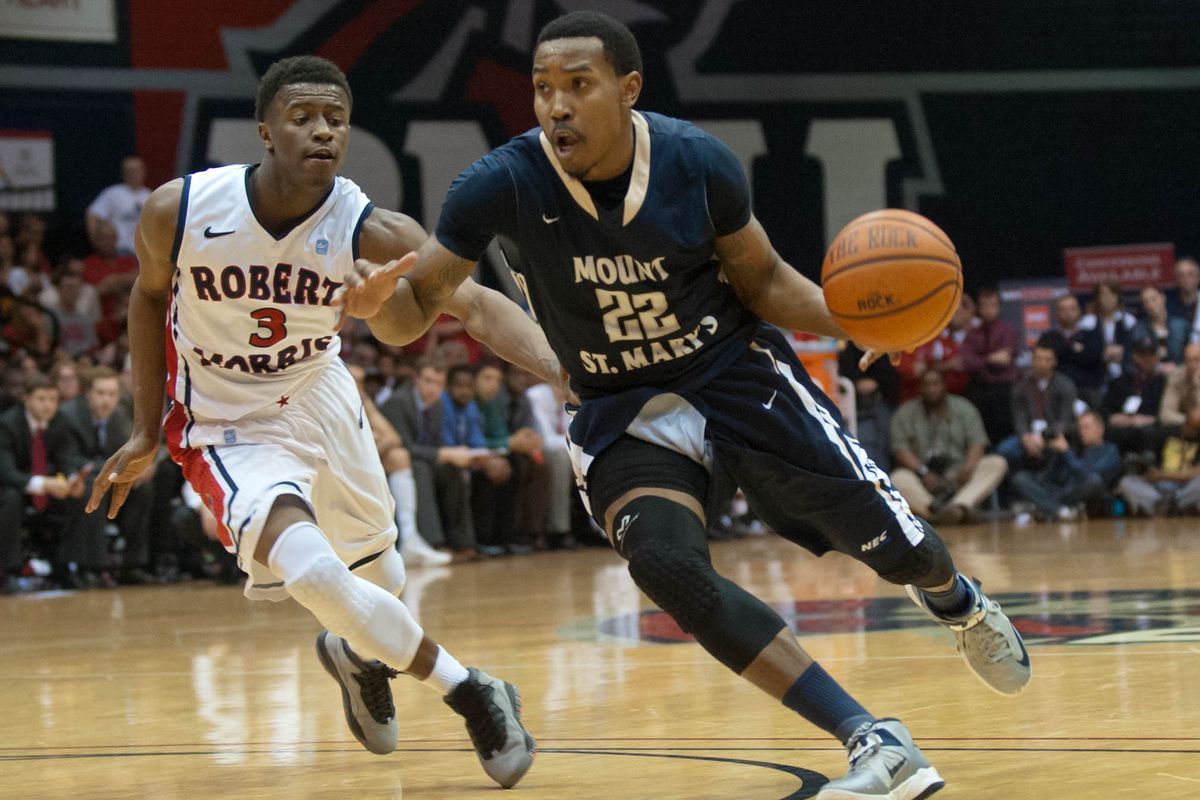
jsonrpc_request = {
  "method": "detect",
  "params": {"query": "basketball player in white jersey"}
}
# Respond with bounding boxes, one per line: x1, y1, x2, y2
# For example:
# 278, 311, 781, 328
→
85, 56, 546, 788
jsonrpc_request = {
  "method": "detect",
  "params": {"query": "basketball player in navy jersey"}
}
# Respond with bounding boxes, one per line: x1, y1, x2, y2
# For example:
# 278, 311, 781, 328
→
339, 13, 1030, 799
86, 57, 538, 787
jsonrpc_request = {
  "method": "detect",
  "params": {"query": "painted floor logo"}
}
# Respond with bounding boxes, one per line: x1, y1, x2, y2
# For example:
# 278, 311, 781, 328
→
591, 589, 1200, 647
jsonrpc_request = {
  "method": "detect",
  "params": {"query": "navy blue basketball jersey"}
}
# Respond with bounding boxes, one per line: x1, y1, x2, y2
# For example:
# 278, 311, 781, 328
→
435, 111, 758, 397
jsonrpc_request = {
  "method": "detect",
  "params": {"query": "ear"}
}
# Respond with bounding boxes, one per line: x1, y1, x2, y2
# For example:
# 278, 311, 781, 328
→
620, 71, 643, 110
258, 121, 272, 153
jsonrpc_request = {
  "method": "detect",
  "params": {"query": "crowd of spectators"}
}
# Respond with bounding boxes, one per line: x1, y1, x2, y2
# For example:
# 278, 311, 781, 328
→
5, 158, 1200, 593
842, 257, 1200, 526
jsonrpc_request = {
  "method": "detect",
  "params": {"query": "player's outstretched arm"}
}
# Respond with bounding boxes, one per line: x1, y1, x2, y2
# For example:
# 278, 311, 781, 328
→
444, 280, 562, 388
86, 180, 180, 518
343, 210, 477, 345
716, 215, 898, 370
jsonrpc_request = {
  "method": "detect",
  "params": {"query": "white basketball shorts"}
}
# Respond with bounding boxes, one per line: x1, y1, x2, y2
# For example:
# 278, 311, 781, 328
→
164, 359, 397, 601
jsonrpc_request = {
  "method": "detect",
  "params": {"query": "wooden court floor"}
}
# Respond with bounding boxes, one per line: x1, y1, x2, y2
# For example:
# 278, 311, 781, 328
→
3, 516, 1199, 799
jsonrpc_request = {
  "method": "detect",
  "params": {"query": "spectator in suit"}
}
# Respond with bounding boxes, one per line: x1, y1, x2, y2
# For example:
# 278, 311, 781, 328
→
443, 364, 509, 557
61, 366, 154, 584
379, 359, 477, 557
1159, 342, 1200, 427
889, 368, 1007, 524
960, 286, 1020, 444
474, 360, 544, 554
1039, 293, 1105, 409
1118, 403, 1200, 515
1010, 410, 1121, 522
1166, 256, 1200, 333
996, 344, 1079, 469
1131, 284, 1189, 368
347, 363, 450, 567
0, 373, 101, 591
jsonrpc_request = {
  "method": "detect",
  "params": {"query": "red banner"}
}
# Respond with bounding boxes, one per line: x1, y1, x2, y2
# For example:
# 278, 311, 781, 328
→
1063, 243, 1175, 292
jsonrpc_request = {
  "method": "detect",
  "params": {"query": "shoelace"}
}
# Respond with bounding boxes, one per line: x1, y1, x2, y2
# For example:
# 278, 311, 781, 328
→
448, 680, 508, 756
976, 602, 1017, 663
353, 662, 400, 724
847, 733, 881, 770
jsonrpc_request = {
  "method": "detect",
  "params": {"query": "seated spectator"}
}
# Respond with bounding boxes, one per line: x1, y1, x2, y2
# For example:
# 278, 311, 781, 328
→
889, 368, 1007, 524
1010, 409, 1120, 522
961, 286, 1020, 444
1080, 280, 1135, 382
837, 340, 897, 470
379, 359, 477, 558
896, 293, 975, 403
526, 373, 576, 549
347, 363, 449, 567
61, 366, 154, 584
50, 358, 81, 402
1101, 335, 1166, 455
43, 270, 99, 357
996, 344, 1079, 469
0, 373, 103, 591
1118, 403, 1200, 515
1166, 256, 1200, 333
86, 156, 149, 258
2, 297, 56, 364
443, 363, 510, 557
1131, 284, 1189, 369
13, 213, 51, 283
1039, 293, 1105, 409
82, 223, 138, 325
1159, 342, 1200, 427
474, 360, 544, 554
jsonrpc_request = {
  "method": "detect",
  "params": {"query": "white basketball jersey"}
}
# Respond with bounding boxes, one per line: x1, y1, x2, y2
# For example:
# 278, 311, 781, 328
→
169, 164, 372, 421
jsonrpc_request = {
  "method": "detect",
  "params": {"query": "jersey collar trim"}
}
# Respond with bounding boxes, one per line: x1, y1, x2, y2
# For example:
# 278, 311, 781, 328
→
538, 110, 651, 227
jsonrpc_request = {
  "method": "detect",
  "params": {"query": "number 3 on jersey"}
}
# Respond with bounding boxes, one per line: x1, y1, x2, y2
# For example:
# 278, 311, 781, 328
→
597, 289, 680, 343
249, 308, 287, 347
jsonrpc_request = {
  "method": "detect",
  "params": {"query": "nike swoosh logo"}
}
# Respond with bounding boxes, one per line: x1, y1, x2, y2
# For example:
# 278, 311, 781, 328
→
203, 226, 235, 238
762, 390, 777, 410
542, 214, 559, 224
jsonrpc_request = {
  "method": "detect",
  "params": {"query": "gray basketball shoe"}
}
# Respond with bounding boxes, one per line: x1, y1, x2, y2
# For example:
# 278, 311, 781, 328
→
444, 668, 536, 788
818, 719, 944, 800
906, 576, 1032, 695
315, 630, 399, 755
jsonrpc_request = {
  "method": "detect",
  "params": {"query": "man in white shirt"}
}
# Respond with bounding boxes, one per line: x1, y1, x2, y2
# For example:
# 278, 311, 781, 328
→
86, 156, 150, 257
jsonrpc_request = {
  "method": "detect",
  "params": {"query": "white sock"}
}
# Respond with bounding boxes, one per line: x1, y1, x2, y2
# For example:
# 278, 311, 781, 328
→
387, 469, 420, 545
268, 521, 425, 670
424, 645, 470, 695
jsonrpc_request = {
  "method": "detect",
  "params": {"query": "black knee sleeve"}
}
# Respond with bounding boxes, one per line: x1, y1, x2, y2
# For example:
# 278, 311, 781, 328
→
874, 519, 956, 586
618, 496, 786, 673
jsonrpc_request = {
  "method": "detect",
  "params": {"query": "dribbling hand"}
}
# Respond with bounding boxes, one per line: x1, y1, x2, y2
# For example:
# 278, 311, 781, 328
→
332, 253, 417, 320
86, 432, 159, 519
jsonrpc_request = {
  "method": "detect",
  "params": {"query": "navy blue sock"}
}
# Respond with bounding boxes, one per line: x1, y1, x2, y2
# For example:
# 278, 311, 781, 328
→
781, 663, 875, 744
921, 574, 973, 617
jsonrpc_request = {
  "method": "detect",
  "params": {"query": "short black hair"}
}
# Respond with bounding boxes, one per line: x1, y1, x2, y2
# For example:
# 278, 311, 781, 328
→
255, 56, 352, 121
447, 364, 477, 385
536, 11, 642, 75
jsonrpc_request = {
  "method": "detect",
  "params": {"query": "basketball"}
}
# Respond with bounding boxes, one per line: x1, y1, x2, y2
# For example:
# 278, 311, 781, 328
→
821, 209, 963, 353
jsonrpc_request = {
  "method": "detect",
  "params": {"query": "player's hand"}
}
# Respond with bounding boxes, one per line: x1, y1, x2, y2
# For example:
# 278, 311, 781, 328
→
332, 253, 417, 320
857, 348, 903, 372
86, 432, 160, 518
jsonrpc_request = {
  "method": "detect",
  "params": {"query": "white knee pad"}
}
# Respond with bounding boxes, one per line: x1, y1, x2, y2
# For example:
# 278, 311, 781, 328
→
269, 523, 423, 669
353, 545, 407, 597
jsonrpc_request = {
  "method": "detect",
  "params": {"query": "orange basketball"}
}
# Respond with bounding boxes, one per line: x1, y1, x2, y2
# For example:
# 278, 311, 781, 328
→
821, 209, 963, 353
